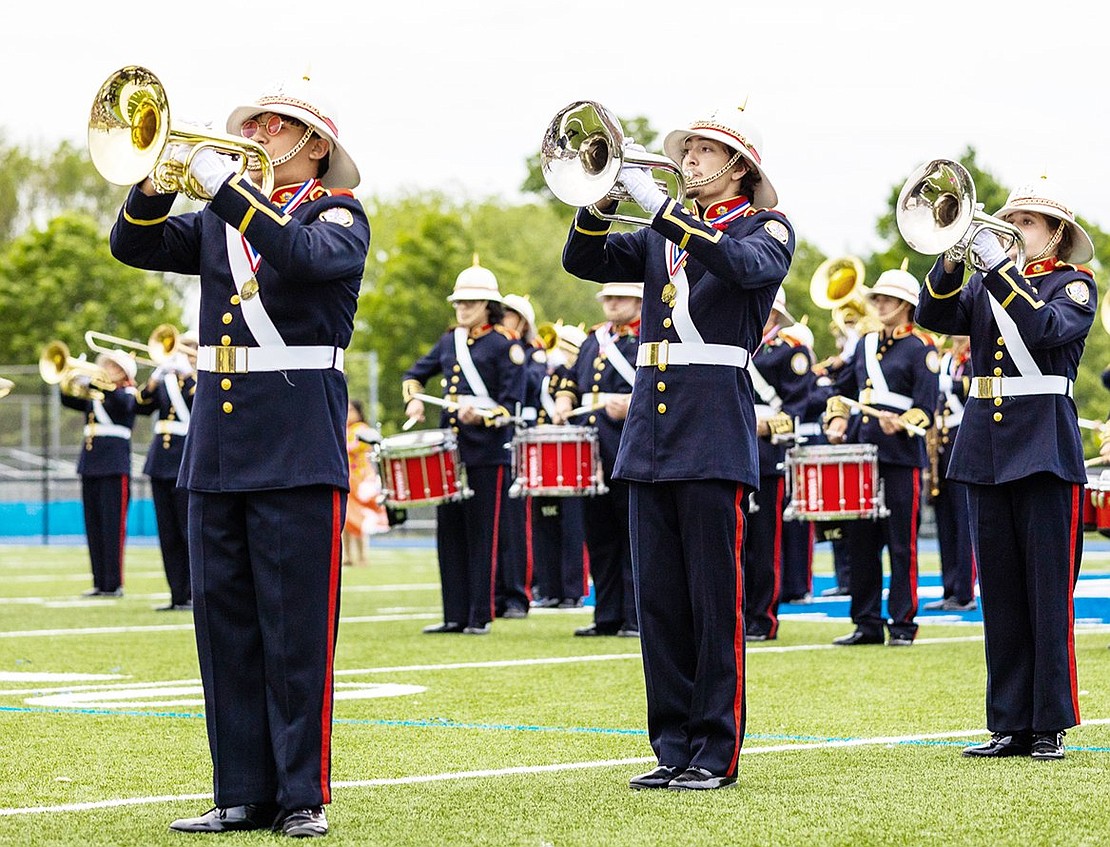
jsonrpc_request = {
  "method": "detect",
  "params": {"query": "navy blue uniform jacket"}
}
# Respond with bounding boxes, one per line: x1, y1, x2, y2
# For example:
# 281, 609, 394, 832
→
563, 198, 794, 488
109, 176, 369, 492
403, 325, 526, 467
61, 387, 136, 477
917, 256, 1095, 485
135, 376, 196, 480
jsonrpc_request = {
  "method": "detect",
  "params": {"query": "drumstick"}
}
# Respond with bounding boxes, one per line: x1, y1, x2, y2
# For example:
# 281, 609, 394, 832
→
411, 391, 497, 419
401, 416, 419, 431
841, 397, 927, 437
1086, 455, 1110, 468
1078, 417, 1105, 431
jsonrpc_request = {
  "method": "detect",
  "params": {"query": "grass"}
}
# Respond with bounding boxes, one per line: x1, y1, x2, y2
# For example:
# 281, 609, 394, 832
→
1, 541, 1109, 846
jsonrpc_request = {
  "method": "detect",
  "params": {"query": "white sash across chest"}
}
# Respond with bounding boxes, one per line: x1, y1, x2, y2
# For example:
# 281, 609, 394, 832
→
595, 324, 637, 387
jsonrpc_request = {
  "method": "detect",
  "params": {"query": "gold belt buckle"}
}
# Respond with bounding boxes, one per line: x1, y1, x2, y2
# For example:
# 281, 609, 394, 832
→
642, 340, 669, 371
214, 346, 247, 374
973, 376, 998, 399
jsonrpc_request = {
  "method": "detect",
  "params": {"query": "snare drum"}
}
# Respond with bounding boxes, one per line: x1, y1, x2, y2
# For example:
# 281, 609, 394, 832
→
509, 425, 607, 497
1087, 470, 1110, 537
783, 443, 888, 521
376, 429, 471, 507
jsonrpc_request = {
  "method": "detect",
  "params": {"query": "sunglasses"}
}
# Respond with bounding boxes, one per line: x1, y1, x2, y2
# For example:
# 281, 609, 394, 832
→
239, 114, 304, 139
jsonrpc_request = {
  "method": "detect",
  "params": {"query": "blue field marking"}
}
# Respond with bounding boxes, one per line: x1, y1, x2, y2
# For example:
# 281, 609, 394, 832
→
780, 571, 1110, 625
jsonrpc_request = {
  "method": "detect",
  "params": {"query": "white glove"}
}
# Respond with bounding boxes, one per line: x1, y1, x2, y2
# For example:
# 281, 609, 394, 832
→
169, 352, 192, 376
148, 363, 170, 385
189, 148, 237, 198
617, 165, 667, 216
971, 229, 1007, 270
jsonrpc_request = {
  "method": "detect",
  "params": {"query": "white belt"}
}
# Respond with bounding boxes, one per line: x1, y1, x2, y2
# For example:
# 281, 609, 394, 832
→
970, 375, 1072, 400
796, 422, 823, 436
155, 420, 189, 436
859, 388, 912, 412
83, 423, 131, 440
637, 341, 751, 369
196, 345, 344, 375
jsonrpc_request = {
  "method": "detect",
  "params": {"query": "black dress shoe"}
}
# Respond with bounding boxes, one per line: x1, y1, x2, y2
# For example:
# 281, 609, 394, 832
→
574, 623, 619, 636
462, 624, 491, 635
1031, 731, 1066, 760
422, 622, 464, 634
616, 628, 640, 638
833, 630, 884, 646
821, 586, 850, 597
961, 731, 1033, 758
169, 803, 280, 833
531, 597, 561, 609
501, 607, 528, 619
557, 598, 583, 609
744, 632, 770, 642
668, 766, 737, 790
629, 764, 684, 790
275, 806, 328, 837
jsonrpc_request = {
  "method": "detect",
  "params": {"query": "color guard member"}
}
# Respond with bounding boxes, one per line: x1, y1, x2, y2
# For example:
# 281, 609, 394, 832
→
111, 74, 368, 837
917, 175, 1094, 760
403, 259, 526, 635
135, 341, 197, 610
825, 267, 938, 647
923, 334, 976, 612
744, 288, 812, 640
60, 350, 137, 598
553, 283, 642, 636
562, 102, 794, 790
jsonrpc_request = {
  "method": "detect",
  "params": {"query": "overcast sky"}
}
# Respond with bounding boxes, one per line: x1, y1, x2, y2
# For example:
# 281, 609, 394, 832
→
9, 1, 1108, 259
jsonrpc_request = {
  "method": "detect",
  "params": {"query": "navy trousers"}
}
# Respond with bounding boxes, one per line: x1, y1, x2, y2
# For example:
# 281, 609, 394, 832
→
934, 446, 975, 604
583, 477, 635, 631
82, 475, 129, 593
843, 463, 922, 641
967, 474, 1082, 734
436, 464, 506, 628
151, 477, 191, 605
630, 479, 748, 777
744, 476, 784, 639
188, 486, 343, 809
529, 496, 586, 602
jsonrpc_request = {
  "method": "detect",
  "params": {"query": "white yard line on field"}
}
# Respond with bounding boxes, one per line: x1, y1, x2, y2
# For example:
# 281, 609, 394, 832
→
10, 723, 1110, 817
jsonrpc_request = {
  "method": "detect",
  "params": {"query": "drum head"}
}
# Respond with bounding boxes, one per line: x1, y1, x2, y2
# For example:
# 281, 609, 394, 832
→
380, 428, 451, 456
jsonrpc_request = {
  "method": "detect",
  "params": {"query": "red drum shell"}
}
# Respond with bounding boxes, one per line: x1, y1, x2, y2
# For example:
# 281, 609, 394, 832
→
377, 429, 469, 506
784, 444, 884, 520
511, 425, 603, 496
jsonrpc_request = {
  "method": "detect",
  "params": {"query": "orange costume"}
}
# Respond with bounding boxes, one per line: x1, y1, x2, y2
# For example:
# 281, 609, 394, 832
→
346, 421, 390, 538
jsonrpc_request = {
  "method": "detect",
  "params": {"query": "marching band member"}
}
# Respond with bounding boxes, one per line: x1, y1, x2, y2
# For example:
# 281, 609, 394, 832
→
744, 288, 813, 641
771, 318, 822, 605
562, 102, 794, 791
530, 321, 588, 610
824, 266, 938, 647
134, 339, 197, 610
496, 293, 541, 618
917, 175, 1095, 760
111, 74, 368, 837
923, 334, 976, 612
403, 259, 526, 635
553, 283, 642, 637
60, 350, 137, 598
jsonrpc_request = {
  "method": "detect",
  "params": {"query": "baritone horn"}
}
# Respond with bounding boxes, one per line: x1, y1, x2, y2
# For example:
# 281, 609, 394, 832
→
39, 341, 115, 400
147, 323, 197, 364
809, 255, 876, 335
88, 65, 274, 200
540, 100, 685, 227
896, 158, 1024, 271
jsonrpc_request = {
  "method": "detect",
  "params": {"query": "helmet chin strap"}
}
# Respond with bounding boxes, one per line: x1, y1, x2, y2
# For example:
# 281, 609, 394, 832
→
1027, 219, 1066, 263
268, 125, 317, 168
683, 149, 744, 190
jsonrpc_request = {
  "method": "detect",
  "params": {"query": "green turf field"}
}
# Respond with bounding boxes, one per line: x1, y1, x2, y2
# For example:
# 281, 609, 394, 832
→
1, 542, 1108, 846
